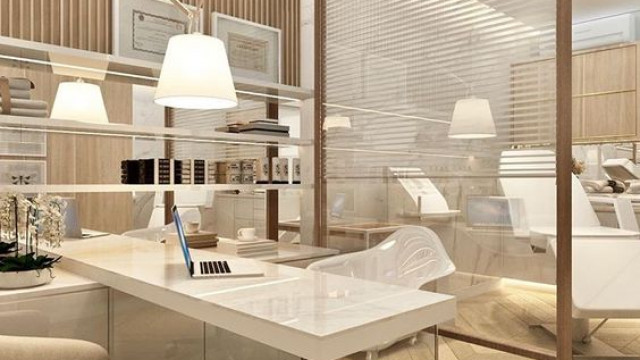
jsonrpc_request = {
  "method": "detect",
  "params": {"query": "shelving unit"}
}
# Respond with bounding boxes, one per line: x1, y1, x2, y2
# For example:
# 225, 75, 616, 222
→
0, 36, 314, 239
0, 183, 310, 194
0, 115, 312, 147
0, 36, 313, 104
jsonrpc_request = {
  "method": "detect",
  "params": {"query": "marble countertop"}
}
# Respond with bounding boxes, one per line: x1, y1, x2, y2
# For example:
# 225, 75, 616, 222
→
51, 235, 456, 360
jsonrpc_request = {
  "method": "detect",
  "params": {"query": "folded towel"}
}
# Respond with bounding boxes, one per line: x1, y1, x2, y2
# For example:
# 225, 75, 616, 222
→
8, 89, 31, 100
1, 77, 34, 91
0, 107, 47, 117
628, 181, 640, 194
0, 99, 47, 110
580, 179, 609, 192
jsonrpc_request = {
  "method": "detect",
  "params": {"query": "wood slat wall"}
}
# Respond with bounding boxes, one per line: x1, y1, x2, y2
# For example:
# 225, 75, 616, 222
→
0, 0, 112, 53
0, 0, 300, 86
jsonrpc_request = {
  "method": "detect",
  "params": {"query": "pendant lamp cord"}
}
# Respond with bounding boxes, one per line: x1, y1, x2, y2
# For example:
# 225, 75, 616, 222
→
169, 0, 203, 33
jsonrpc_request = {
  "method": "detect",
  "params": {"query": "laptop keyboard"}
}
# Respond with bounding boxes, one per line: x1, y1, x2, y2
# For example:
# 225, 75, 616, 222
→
200, 260, 232, 275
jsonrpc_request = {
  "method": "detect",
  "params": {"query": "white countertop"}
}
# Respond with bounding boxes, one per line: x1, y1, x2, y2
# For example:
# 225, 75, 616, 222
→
0, 268, 102, 303
203, 240, 339, 263
51, 235, 456, 360
531, 226, 640, 238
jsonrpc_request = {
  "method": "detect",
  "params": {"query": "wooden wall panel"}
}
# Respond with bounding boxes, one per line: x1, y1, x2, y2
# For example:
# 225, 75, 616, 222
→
0, 0, 301, 86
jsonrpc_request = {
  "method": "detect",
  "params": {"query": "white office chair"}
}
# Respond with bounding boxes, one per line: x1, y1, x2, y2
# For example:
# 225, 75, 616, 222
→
0, 310, 108, 360
307, 226, 455, 360
122, 209, 200, 242
1, 335, 109, 360
499, 149, 640, 241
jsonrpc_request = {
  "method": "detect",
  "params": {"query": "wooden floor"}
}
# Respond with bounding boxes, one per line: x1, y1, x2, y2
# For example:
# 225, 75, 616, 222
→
340, 283, 640, 360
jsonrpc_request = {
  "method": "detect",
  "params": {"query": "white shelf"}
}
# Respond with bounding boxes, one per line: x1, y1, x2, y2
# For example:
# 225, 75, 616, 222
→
0, 36, 313, 103
0, 183, 310, 194
0, 115, 311, 147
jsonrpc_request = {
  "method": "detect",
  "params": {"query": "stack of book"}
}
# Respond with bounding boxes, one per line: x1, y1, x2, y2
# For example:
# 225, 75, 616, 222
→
215, 119, 290, 137
0, 77, 47, 118
216, 238, 278, 258
166, 231, 218, 248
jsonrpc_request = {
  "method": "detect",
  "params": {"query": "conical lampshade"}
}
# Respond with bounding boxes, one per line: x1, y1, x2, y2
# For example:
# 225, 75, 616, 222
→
50, 79, 109, 124
448, 98, 496, 139
154, 33, 238, 110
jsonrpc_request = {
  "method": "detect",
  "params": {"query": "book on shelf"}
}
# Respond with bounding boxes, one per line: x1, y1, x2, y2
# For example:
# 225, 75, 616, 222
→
238, 123, 289, 133
121, 158, 177, 185
237, 130, 289, 137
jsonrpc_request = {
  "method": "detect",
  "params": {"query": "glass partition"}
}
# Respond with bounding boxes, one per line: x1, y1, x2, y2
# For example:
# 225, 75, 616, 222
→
322, 0, 559, 357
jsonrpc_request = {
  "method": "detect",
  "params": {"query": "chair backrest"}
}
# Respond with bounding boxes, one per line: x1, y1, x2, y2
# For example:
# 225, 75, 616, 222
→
307, 226, 455, 289
499, 150, 601, 229
122, 224, 175, 242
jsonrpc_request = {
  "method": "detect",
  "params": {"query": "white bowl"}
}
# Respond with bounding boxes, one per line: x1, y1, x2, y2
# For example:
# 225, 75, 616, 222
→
0, 269, 54, 289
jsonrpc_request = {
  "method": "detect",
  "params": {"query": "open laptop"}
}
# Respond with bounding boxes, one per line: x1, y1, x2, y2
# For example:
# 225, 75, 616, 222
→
172, 205, 264, 278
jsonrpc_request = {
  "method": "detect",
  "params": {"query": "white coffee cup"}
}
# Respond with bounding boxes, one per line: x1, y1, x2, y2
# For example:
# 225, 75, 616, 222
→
185, 221, 200, 234
237, 227, 257, 241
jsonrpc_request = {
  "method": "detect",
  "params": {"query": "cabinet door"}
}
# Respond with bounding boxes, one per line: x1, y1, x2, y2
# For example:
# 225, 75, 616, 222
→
110, 290, 204, 360
583, 46, 636, 94
582, 92, 637, 139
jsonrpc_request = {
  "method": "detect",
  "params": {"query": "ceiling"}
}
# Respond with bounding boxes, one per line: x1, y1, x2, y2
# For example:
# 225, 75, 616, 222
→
574, 0, 640, 23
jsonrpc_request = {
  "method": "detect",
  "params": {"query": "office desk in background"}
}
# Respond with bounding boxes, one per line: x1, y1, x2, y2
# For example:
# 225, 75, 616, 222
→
279, 220, 405, 249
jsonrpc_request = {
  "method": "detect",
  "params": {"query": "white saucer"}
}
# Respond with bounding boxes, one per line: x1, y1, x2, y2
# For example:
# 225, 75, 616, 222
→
237, 236, 258, 242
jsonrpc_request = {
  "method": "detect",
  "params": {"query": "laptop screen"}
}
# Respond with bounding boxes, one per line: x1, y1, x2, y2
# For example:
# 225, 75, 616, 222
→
171, 205, 192, 273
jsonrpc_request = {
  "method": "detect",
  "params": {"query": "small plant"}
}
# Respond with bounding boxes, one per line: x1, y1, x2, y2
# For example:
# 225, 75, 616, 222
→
0, 193, 66, 273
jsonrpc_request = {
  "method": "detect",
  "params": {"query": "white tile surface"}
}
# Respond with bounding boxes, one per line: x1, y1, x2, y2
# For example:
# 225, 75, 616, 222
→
51, 235, 455, 360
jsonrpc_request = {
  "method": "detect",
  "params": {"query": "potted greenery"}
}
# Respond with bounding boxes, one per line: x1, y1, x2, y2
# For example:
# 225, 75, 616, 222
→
0, 193, 66, 289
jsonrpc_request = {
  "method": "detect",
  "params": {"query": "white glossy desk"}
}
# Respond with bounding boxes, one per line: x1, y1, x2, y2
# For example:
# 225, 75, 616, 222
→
203, 240, 340, 264
531, 226, 640, 238
50, 235, 456, 360
0, 268, 101, 303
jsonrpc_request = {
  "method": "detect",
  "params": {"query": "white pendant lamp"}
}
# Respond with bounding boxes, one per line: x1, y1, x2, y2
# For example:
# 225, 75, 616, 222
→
155, 32, 237, 109
323, 116, 351, 130
448, 97, 496, 139
50, 79, 109, 124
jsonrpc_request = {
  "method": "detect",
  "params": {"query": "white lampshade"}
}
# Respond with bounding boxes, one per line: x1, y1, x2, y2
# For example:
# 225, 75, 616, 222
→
323, 116, 351, 130
154, 33, 237, 110
448, 98, 496, 139
50, 79, 109, 124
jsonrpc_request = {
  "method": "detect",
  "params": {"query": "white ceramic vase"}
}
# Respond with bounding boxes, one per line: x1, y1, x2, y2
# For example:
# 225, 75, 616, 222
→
0, 269, 54, 289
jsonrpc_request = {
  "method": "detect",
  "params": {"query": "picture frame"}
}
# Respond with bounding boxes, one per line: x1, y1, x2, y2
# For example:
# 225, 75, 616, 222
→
112, 0, 200, 63
0, 130, 46, 157
0, 160, 46, 186
212, 13, 282, 83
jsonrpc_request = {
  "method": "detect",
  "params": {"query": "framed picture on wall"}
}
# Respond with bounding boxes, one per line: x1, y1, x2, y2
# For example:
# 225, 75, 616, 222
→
112, 0, 201, 63
0, 160, 46, 186
212, 13, 282, 83
0, 130, 46, 157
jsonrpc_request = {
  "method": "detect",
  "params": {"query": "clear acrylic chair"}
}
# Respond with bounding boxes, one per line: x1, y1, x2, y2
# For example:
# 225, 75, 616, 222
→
307, 225, 455, 360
